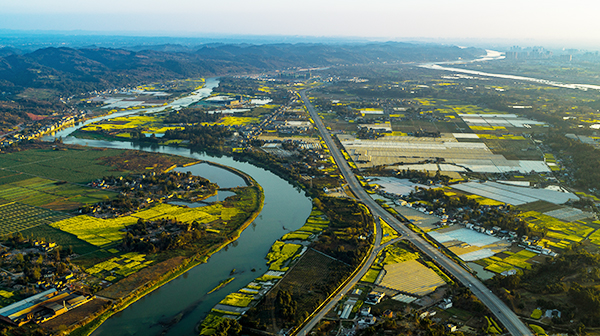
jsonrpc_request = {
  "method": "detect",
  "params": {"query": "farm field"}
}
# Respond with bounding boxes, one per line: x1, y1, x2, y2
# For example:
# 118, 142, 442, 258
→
452, 181, 577, 205
520, 210, 597, 249
0, 176, 115, 211
202, 116, 260, 127
50, 199, 246, 247
218, 292, 254, 307
281, 206, 329, 241
479, 249, 538, 274
380, 218, 400, 244
361, 265, 382, 283
266, 241, 303, 272
80, 115, 166, 135
0, 199, 70, 235
379, 260, 446, 296
20, 224, 98, 255
378, 243, 420, 266
0, 148, 129, 183
85, 252, 154, 282
338, 133, 549, 174
246, 248, 353, 333
459, 113, 545, 128
0, 146, 195, 184
480, 138, 541, 160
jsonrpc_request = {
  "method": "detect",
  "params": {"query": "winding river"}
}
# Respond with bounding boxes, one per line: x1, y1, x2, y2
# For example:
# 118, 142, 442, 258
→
420, 49, 600, 91
42, 79, 312, 336
41, 51, 600, 335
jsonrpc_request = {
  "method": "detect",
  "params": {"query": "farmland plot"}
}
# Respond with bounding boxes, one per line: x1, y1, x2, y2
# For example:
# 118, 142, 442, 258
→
379, 260, 446, 296
0, 176, 114, 210
0, 200, 70, 234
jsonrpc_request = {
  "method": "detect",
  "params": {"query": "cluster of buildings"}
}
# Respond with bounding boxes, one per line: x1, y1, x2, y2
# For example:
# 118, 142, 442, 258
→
0, 288, 93, 326
505, 46, 553, 60
1, 112, 87, 148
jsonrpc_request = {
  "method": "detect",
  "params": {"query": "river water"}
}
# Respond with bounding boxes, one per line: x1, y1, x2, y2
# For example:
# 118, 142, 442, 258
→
42, 79, 312, 336
420, 49, 600, 91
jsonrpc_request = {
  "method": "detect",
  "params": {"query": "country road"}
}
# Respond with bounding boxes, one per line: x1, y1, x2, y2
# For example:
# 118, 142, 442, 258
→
297, 89, 533, 336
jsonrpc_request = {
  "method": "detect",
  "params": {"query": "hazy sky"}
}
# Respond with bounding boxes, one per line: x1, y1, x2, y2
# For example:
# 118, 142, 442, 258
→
2, 0, 600, 46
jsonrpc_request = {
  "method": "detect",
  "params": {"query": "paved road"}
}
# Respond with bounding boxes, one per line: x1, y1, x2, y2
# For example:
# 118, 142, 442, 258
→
295, 224, 401, 336
298, 90, 532, 336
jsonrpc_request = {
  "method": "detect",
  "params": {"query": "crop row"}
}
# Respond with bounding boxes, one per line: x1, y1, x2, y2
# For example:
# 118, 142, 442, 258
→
0, 202, 70, 234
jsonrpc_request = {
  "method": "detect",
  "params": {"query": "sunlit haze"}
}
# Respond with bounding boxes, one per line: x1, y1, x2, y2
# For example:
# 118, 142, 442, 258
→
2, 0, 600, 48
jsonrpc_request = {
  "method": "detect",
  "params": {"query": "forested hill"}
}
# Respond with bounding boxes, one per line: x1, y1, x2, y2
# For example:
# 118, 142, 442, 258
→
0, 42, 484, 94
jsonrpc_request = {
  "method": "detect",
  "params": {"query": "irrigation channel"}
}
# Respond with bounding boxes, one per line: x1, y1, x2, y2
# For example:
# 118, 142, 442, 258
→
42, 79, 312, 336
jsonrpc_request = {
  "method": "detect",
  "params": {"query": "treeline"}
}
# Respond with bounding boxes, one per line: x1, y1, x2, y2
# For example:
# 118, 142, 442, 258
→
163, 125, 232, 150
312, 197, 373, 266
488, 246, 600, 328
121, 218, 206, 254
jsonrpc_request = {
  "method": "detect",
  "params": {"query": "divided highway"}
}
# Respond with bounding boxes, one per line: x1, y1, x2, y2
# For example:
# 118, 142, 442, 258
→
298, 90, 532, 336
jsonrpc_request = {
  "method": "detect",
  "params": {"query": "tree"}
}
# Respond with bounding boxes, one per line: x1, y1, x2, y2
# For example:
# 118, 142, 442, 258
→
32, 267, 41, 281
214, 318, 242, 336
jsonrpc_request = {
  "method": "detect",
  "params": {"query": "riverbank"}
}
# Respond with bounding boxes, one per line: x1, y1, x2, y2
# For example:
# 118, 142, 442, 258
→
60, 165, 265, 336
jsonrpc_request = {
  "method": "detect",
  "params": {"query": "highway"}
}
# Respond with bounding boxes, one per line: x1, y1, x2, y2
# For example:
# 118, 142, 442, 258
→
298, 89, 532, 336
296, 220, 401, 336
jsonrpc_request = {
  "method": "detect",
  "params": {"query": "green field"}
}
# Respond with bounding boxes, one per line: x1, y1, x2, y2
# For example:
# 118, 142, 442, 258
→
529, 324, 547, 336
485, 262, 515, 274
380, 244, 419, 266
0, 199, 70, 235
531, 308, 543, 319
20, 224, 98, 255
0, 148, 129, 183
85, 252, 153, 281
520, 210, 596, 249
266, 241, 303, 272
50, 200, 244, 247
0, 176, 115, 211
501, 250, 537, 269
50, 215, 138, 247
218, 292, 254, 307
361, 265, 382, 283
380, 218, 400, 244
281, 232, 312, 240
481, 249, 537, 274
199, 314, 228, 336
